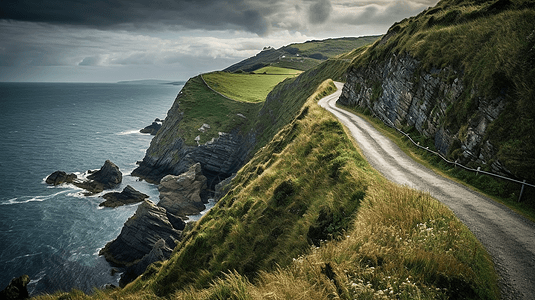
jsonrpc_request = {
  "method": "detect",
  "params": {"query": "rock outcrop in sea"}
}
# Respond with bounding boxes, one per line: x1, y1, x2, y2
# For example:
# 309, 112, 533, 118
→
99, 200, 182, 267
100, 185, 149, 208
46, 160, 123, 194
45, 171, 77, 186
100, 164, 211, 285
140, 118, 163, 135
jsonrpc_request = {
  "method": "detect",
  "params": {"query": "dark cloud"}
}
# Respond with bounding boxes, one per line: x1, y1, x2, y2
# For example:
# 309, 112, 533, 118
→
0, 0, 277, 35
308, 0, 333, 24
333, 0, 436, 26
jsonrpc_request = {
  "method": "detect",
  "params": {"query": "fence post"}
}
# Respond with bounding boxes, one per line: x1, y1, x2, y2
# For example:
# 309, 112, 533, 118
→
518, 179, 526, 202
476, 166, 480, 176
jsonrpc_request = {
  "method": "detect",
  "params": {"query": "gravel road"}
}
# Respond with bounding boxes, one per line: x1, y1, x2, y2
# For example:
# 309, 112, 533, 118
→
319, 82, 535, 300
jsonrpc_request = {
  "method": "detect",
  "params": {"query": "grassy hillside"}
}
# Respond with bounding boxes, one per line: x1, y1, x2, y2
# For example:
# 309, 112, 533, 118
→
202, 71, 297, 103
39, 80, 499, 300
282, 36, 381, 59
224, 36, 381, 73
170, 76, 263, 145
251, 66, 303, 75
350, 0, 535, 185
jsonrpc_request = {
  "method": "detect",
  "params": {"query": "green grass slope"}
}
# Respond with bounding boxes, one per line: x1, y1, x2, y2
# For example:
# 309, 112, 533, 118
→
224, 36, 380, 72
39, 80, 499, 300
251, 66, 303, 75
169, 75, 263, 145
202, 71, 297, 103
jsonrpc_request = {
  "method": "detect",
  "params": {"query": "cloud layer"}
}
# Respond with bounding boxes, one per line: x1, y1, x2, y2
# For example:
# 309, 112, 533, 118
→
0, 0, 439, 81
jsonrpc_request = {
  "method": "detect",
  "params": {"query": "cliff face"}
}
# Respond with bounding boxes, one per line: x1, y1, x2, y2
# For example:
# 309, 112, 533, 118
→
131, 86, 256, 187
338, 53, 510, 176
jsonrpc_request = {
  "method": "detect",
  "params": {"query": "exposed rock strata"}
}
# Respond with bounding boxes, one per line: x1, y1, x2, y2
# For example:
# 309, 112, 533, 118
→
131, 83, 257, 187
337, 53, 510, 176
100, 185, 149, 208
214, 174, 236, 201
158, 163, 208, 217
99, 200, 182, 267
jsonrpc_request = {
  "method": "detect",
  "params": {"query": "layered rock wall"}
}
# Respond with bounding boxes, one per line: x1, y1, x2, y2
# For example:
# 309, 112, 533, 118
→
337, 53, 509, 175
132, 88, 256, 187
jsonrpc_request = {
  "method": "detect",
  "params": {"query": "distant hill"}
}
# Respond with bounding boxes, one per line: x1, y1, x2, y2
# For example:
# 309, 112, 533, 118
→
223, 36, 381, 73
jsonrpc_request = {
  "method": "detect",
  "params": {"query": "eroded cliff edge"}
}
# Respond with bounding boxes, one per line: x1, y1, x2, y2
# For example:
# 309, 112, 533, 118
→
131, 76, 258, 188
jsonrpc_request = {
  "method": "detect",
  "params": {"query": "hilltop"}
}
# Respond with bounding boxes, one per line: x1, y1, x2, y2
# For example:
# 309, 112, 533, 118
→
223, 36, 380, 73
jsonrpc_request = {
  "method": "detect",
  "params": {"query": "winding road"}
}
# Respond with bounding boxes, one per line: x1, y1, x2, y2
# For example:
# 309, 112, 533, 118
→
319, 82, 535, 300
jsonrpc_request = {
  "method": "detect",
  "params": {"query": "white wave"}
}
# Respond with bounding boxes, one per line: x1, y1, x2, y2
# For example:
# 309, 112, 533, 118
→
1, 190, 69, 205
186, 198, 216, 222
115, 129, 141, 136
28, 270, 46, 286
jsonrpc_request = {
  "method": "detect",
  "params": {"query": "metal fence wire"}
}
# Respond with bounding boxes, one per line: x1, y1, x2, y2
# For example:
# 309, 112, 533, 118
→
369, 109, 533, 202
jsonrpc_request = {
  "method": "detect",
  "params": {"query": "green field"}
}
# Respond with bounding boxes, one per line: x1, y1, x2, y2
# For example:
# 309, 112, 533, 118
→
252, 66, 303, 75
283, 36, 381, 59
172, 76, 263, 145
202, 71, 297, 103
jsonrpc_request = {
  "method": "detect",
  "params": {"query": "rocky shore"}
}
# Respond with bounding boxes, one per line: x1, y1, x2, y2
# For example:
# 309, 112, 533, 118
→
100, 185, 149, 208
99, 163, 211, 286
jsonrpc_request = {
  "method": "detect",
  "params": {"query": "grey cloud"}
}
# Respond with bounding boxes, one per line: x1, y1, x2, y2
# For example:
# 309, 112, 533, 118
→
78, 56, 103, 66
334, 0, 437, 26
0, 0, 278, 35
308, 0, 333, 24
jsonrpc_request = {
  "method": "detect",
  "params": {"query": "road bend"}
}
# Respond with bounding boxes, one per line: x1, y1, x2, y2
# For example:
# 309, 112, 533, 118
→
318, 82, 535, 300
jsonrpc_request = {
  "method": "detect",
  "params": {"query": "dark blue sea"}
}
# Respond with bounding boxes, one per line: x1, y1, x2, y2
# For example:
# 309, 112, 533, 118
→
0, 82, 183, 295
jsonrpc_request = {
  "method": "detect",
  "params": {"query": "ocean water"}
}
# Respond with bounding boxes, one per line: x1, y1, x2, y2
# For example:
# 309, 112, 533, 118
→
0, 82, 183, 295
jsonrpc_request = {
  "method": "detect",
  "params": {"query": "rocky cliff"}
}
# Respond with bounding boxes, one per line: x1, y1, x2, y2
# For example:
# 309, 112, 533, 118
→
336, 0, 535, 183
131, 77, 257, 188
338, 52, 511, 177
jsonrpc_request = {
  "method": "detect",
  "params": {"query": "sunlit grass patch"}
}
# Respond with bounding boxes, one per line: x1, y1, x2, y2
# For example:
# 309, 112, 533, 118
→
252, 66, 303, 75
203, 71, 295, 103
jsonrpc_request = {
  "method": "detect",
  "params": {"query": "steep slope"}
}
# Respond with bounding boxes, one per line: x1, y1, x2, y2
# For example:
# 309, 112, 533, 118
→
132, 39, 365, 188
57, 81, 499, 300
337, 0, 535, 196
131, 75, 262, 186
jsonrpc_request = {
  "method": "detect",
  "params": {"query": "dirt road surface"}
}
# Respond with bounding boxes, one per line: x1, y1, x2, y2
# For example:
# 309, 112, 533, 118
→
319, 82, 535, 300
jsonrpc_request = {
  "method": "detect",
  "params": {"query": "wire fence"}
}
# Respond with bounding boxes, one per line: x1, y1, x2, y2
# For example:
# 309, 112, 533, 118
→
371, 110, 533, 202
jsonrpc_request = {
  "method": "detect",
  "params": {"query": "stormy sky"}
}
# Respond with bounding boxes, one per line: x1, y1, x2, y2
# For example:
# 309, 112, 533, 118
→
0, 0, 439, 82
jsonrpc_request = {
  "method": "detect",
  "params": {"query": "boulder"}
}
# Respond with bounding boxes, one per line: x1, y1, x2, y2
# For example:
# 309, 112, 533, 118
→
87, 160, 122, 189
45, 171, 77, 185
140, 120, 162, 135
99, 200, 182, 266
100, 185, 149, 208
47, 160, 123, 194
0, 275, 30, 300
158, 163, 207, 217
